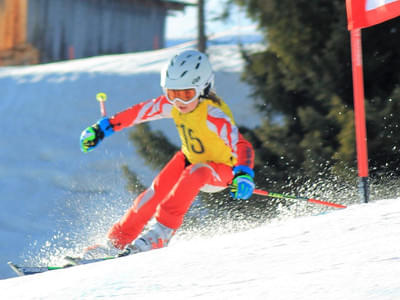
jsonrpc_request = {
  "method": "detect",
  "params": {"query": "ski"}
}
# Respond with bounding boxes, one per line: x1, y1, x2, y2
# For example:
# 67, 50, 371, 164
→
8, 245, 141, 276
7, 255, 118, 276
7, 261, 74, 276
62, 244, 139, 266
63, 255, 119, 265
7, 250, 134, 276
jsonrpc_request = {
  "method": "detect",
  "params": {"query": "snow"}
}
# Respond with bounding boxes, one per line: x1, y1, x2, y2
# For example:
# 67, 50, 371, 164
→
1, 199, 400, 299
0, 33, 399, 299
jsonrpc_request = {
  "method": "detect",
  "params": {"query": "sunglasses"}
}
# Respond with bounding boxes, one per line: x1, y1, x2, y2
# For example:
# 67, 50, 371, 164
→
165, 88, 200, 104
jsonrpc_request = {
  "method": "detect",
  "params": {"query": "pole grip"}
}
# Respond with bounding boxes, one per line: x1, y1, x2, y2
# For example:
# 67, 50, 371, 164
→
96, 92, 107, 117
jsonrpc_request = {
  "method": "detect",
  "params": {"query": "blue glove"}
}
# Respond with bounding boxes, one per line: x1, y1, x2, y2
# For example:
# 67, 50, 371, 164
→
230, 165, 255, 200
80, 117, 114, 153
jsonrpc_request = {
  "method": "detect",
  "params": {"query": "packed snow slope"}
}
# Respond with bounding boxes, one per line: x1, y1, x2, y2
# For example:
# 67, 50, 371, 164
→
0, 35, 263, 279
1, 198, 400, 300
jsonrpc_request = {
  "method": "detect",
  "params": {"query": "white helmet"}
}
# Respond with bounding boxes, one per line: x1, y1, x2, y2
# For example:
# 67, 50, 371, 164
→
161, 49, 214, 96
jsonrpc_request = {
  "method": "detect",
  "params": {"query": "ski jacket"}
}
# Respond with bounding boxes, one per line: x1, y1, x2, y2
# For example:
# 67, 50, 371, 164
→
109, 95, 254, 168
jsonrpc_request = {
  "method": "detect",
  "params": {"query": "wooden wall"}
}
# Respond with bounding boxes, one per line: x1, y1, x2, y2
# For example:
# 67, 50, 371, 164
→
0, 0, 181, 65
0, 0, 38, 65
0, 0, 27, 50
27, 0, 168, 63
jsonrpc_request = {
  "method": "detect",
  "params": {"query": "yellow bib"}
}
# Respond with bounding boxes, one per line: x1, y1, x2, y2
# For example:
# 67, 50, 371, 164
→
171, 99, 237, 166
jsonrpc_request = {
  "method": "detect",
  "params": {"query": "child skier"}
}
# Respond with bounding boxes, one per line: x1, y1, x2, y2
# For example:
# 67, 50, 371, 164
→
80, 49, 255, 258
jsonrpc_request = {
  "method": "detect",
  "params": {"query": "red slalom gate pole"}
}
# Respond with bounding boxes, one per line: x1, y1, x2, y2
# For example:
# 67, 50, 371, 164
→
253, 189, 347, 209
350, 28, 369, 203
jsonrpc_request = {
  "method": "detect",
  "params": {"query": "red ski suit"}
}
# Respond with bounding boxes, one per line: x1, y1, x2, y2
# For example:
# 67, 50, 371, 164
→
107, 95, 254, 249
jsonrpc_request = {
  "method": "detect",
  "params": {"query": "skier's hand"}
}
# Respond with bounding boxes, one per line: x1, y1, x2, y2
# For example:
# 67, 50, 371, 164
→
230, 165, 255, 200
80, 117, 114, 153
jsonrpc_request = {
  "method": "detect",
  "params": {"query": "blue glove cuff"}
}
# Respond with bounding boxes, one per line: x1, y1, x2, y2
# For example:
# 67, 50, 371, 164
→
98, 117, 114, 137
233, 165, 254, 178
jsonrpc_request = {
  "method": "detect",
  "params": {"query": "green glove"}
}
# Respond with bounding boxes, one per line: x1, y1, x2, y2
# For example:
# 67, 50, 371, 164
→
80, 118, 114, 153
80, 124, 104, 153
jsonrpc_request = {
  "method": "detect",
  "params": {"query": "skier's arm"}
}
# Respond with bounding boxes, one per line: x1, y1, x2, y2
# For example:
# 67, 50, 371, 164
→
236, 133, 254, 169
109, 96, 172, 131
80, 96, 172, 153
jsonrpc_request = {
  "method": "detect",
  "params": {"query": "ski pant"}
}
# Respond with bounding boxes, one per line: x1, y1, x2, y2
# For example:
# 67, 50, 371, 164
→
108, 151, 234, 249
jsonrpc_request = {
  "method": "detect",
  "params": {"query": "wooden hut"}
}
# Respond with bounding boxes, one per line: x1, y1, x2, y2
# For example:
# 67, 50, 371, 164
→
0, 0, 189, 66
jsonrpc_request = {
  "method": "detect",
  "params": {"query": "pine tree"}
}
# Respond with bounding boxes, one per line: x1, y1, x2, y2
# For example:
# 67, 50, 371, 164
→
236, 0, 400, 187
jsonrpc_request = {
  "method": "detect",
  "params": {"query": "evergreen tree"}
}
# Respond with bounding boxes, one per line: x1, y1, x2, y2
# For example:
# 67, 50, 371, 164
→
235, 0, 400, 187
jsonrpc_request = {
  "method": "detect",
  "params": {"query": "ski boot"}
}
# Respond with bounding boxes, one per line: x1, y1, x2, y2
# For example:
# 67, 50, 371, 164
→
119, 222, 175, 256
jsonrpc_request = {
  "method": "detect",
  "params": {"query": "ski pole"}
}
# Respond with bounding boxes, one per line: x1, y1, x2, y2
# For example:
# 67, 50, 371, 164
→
96, 92, 107, 117
253, 189, 347, 209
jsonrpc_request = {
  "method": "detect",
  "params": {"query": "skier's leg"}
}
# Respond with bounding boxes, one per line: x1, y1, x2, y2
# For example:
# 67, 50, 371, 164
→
125, 162, 232, 254
156, 162, 233, 230
107, 151, 187, 249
